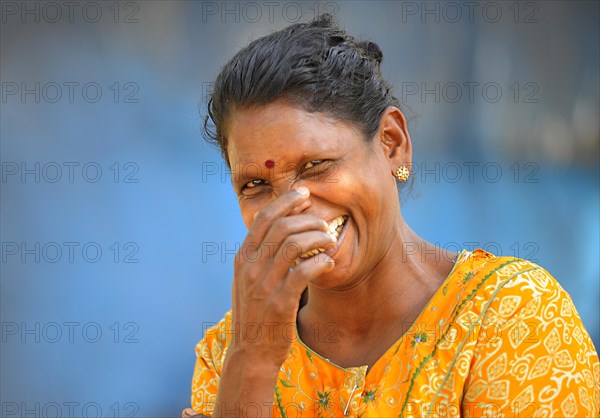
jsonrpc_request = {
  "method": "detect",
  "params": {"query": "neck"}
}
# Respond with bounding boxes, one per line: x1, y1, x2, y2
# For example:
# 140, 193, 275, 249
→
298, 219, 456, 337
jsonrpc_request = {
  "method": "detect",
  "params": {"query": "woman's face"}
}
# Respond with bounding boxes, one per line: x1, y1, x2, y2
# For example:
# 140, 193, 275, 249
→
226, 100, 411, 289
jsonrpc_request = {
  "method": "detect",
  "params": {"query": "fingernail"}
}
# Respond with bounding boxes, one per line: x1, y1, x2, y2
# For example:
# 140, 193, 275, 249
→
318, 253, 335, 265
295, 186, 309, 197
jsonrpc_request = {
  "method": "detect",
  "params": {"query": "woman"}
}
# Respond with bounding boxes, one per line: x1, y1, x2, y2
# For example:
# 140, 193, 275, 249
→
184, 14, 599, 418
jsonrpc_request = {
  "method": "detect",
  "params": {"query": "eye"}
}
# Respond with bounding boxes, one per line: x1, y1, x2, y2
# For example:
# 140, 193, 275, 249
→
240, 178, 269, 195
244, 179, 268, 189
303, 160, 324, 170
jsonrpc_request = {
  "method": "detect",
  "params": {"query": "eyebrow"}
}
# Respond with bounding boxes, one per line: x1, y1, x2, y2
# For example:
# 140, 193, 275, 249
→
230, 162, 270, 186
230, 144, 340, 188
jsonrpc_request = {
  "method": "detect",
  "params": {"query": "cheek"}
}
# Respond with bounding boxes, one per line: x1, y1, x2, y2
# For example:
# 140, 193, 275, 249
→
239, 194, 282, 229
315, 168, 381, 209
243, 214, 254, 229
238, 201, 259, 229
312, 169, 355, 201
338, 169, 396, 224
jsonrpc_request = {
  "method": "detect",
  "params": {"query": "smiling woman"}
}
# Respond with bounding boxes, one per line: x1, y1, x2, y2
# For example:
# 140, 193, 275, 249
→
185, 14, 599, 418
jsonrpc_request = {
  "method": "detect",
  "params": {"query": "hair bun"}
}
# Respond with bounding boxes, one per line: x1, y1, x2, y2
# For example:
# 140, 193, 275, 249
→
358, 40, 383, 65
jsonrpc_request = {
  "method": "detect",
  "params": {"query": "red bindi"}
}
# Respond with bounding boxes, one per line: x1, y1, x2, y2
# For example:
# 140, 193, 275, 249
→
264, 159, 275, 169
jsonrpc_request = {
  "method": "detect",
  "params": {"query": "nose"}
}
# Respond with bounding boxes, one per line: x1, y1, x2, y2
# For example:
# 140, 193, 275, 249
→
272, 181, 313, 215
290, 194, 312, 216
270, 175, 310, 198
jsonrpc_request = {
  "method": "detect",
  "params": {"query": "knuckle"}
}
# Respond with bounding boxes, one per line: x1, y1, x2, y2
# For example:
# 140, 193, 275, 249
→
291, 262, 311, 278
253, 209, 269, 223
292, 256, 332, 277
281, 236, 302, 258
244, 265, 262, 284
272, 217, 292, 233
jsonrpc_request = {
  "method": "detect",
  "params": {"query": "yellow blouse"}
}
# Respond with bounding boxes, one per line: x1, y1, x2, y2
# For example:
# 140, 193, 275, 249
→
191, 249, 600, 417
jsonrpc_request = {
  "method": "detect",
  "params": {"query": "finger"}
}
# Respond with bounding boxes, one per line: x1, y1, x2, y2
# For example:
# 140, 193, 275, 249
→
182, 408, 201, 418
242, 187, 310, 258
287, 197, 311, 216
254, 214, 329, 262
283, 252, 335, 294
266, 229, 337, 284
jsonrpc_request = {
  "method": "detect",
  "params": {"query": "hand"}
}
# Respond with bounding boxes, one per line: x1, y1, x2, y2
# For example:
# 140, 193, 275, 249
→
181, 407, 207, 418
209, 187, 336, 417
230, 186, 337, 368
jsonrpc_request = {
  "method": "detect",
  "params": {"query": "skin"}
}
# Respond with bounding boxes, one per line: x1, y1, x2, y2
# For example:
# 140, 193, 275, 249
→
184, 100, 457, 417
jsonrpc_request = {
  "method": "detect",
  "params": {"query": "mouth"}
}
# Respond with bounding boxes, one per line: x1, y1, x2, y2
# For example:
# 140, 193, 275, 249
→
298, 215, 349, 260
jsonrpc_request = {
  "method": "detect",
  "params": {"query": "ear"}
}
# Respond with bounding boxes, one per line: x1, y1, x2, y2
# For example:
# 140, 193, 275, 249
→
376, 107, 412, 174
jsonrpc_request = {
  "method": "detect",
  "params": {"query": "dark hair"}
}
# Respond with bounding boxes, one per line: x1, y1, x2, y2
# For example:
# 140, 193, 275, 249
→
203, 13, 402, 168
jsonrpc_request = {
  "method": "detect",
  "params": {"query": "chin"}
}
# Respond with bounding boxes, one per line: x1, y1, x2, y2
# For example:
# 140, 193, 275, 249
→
308, 259, 355, 290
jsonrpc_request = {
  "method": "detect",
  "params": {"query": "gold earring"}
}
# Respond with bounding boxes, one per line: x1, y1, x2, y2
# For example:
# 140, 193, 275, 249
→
394, 165, 410, 182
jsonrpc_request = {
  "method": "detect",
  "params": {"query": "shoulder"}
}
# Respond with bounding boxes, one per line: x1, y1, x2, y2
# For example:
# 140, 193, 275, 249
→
460, 248, 566, 302
453, 249, 579, 332
459, 252, 600, 416
192, 310, 232, 413
195, 310, 233, 369
458, 249, 595, 350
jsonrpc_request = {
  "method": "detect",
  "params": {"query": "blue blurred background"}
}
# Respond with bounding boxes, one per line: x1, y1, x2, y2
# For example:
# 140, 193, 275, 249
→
1, 1, 598, 416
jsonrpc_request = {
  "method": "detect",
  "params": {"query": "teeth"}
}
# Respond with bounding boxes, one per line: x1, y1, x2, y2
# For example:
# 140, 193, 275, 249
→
327, 215, 347, 239
297, 215, 347, 260
299, 247, 325, 259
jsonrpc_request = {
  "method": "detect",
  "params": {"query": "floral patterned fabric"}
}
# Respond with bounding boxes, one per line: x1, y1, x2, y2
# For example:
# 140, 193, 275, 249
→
191, 249, 600, 417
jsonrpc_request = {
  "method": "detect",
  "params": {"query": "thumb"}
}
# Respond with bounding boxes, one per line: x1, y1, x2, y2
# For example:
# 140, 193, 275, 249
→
182, 408, 198, 418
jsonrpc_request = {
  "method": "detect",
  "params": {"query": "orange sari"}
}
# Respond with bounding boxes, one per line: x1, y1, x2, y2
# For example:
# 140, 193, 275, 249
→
191, 249, 599, 417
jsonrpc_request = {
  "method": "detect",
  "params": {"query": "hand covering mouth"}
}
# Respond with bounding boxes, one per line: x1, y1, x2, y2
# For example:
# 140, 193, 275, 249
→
298, 215, 349, 259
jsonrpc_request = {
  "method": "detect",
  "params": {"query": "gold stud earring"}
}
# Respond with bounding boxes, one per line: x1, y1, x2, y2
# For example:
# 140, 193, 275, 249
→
394, 165, 410, 182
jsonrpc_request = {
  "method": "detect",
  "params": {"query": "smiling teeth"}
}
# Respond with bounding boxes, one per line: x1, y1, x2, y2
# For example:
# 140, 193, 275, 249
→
298, 215, 347, 259
327, 215, 347, 238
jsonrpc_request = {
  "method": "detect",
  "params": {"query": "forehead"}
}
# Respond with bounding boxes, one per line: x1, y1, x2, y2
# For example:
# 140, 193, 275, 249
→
226, 101, 354, 166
